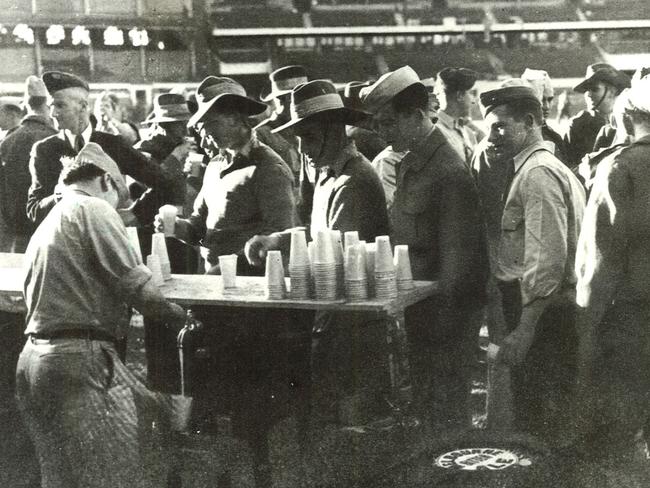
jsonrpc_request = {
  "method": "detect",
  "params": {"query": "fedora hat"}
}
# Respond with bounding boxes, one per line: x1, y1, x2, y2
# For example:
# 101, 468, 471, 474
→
142, 93, 191, 126
340, 81, 372, 112
260, 65, 308, 102
360, 66, 423, 114
272, 80, 368, 133
188, 76, 266, 128
574, 63, 630, 93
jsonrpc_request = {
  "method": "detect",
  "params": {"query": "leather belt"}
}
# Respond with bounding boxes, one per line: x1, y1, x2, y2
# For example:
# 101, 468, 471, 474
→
28, 329, 118, 345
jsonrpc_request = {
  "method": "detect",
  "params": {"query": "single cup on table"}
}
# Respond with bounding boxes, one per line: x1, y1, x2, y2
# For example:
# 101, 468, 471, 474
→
218, 254, 238, 289
159, 204, 178, 237
393, 244, 414, 290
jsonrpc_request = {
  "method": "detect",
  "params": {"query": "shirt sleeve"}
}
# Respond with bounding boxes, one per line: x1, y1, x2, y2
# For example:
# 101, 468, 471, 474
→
253, 161, 297, 235
26, 141, 60, 224
519, 166, 569, 305
80, 199, 152, 298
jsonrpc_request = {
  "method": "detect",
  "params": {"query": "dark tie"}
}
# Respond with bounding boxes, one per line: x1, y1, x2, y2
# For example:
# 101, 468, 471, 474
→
74, 135, 84, 153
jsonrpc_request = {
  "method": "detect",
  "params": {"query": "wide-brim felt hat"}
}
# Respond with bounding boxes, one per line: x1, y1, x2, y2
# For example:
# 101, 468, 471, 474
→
188, 76, 266, 128
271, 79, 368, 133
260, 65, 308, 102
142, 93, 191, 126
360, 66, 423, 114
574, 63, 631, 93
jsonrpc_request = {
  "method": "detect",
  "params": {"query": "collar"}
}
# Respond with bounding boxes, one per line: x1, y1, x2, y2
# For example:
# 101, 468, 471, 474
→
404, 126, 446, 173
63, 123, 93, 148
325, 141, 358, 178
218, 134, 258, 177
512, 140, 555, 173
221, 133, 255, 161
21, 114, 53, 128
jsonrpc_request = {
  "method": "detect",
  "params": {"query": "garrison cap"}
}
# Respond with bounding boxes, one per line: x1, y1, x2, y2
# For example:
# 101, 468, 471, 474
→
480, 85, 541, 116
436, 67, 478, 93
25, 75, 48, 98
360, 66, 423, 114
42, 71, 89, 96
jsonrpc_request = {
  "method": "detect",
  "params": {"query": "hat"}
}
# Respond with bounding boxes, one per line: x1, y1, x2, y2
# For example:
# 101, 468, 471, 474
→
260, 65, 308, 102
436, 67, 478, 93
360, 66, 423, 114
63, 142, 130, 207
521, 68, 553, 99
188, 76, 266, 128
42, 71, 89, 96
626, 76, 650, 114
142, 93, 191, 126
480, 85, 541, 116
272, 79, 368, 133
25, 75, 48, 98
574, 63, 630, 93
0, 96, 23, 111
341, 81, 372, 111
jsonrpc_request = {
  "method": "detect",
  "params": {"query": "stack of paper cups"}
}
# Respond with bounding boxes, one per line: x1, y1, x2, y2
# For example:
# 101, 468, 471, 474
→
344, 243, 368, 301
126, 226, 143, 263
265, 250, 286, 299
151, 233, 172, 280
374, 235, 397, 299
289, 229, 311, 299
364, 241, 375, 298
394, 245, 414, 291
312, 229, 337, 301
330, 230, 345, 299
344, 231, 360, 250
146, 254, 164, 286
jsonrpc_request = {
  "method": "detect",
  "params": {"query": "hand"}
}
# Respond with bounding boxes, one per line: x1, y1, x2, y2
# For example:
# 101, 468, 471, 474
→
244, 234, 280, 267
117, 208, 138, 227
171, 140, 194, 163
498, 325, 536, 366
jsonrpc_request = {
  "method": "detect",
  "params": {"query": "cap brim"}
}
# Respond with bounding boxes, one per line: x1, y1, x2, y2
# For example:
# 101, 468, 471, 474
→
260, 88, 292, 103
271, 107, 368, 134
188, 94, 267, 127
574, 75, 596, 93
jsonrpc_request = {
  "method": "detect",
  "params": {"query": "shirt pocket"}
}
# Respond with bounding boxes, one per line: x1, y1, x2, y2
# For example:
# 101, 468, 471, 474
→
501, 206, 524, 232
394, 181, 433, 245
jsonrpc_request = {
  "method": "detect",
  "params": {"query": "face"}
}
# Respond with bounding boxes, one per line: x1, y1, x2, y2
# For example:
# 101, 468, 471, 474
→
372, 104, 416, 153
485, 105, 531, 161
196, 111, 248, 151
294, 118, 344, 168
585, 81, 616, 114
50, 88, 88, 134
96, 96, 115, 121
159, 121, 187, 141
541, 95, 553, 121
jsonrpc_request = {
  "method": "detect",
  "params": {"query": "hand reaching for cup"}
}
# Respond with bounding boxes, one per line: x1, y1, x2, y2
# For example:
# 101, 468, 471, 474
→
244, 234, 281, 267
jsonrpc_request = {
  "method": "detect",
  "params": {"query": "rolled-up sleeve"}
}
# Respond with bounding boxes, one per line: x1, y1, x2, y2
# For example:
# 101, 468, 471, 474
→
520, 166, 568, 305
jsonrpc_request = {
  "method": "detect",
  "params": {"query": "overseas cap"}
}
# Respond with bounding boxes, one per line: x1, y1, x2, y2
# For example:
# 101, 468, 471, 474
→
480, 85, 541, 116
436, 67, 478, 93
42, 71, 89, 96
25, 75, 48, 97
521, 68, 553, 99
360, 66, 422, 114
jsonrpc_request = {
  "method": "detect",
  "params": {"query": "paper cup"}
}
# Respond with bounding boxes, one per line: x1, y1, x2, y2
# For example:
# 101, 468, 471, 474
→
344, 231, 360, 250
151, 233, 172, 280
314, 229, 335, 263
290, 229, 310, 268
146, 254, 164, 286
187, 152, 203, 177
159, 204, 178, 237
487, 343, 500, 362
330, 230, 344, 265
345, 243, 367, 281
218, 254, 238, 289
374, 235, 394, 273
265, 250, 286, 298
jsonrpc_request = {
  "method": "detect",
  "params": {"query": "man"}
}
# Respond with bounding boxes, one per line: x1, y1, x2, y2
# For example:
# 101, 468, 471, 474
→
26, 71, 183, 227
362, 66, 487, 427
341, 81, 387, 162
0, 96, 23, 137
480, 85, 586, 445
245, 79, 390, 424
434, 67, 480, 168
574, 74, 650, 467
17, 142, 186, 488
159, 76, 296, 275
564, 63, 630, 167
0, 76, 56, 253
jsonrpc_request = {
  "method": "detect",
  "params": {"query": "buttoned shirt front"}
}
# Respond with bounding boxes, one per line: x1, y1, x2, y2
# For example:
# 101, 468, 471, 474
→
435, 110, 477, 169
23, 190, 152, 338
496, 140, 586, 306
186, 135, 296, 266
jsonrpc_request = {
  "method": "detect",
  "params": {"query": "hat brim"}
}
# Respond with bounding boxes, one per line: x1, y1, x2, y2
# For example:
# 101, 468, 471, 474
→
260, 87, 292, 103
271, 107, 368, 134
147, 114, 191, 125
188, 94, 267, 128
574, 72, 630, 93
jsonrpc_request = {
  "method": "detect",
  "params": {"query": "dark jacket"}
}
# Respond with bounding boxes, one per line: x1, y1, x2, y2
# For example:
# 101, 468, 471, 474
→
564, 110, 608, 168
27, 130, 183, 226
0, 115, 56, 238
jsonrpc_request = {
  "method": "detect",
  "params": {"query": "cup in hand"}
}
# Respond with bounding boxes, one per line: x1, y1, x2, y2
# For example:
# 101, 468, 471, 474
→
187, 152, 204, 177
159, 205, 178, 237
218, 254, 238, 289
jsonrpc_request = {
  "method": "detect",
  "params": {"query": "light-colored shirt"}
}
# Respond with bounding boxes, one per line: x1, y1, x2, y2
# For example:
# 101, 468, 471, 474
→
64, 123, 93, 151
371, 146, 405, 209
23, 190, 151, 337
435, 110, 478, 168
496, 141, 586, 306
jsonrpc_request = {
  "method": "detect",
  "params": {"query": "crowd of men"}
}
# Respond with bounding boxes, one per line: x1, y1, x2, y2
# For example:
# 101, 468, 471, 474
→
1, 60, 649, 486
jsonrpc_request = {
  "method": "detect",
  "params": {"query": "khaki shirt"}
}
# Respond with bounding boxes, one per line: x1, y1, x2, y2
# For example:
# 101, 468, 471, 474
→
435, 110, 478, 169
496, 141, 585, 306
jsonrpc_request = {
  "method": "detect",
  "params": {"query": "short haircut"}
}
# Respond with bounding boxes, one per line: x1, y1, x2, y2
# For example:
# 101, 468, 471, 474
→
61, 161, 106, 185
627, 107, 650, 126
390, 83, 429, 115
0, 104, 22, 116
502, 98, 543, 126
27, 95, 47, 111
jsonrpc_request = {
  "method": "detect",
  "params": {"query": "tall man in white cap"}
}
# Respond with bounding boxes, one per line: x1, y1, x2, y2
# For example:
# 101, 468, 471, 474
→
480, 84, 585, 445
0, 76, 56, 253
27, 71, 183, 227
362, 66, 488, 427
574, 74, 650, 466
245, 79, 390, 424
564, 63, 630, 167
17, 142, 186, 488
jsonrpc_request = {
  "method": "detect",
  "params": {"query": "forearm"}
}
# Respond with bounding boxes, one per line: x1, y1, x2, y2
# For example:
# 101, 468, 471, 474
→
174, 217, 201, 246
131, 279, 185, 326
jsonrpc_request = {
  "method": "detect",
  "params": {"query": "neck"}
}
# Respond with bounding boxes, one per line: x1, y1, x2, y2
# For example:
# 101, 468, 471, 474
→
520, 128, 544, 153
443, 103, 463, 119
405, 118, 434, 152
72, 119, 90, 136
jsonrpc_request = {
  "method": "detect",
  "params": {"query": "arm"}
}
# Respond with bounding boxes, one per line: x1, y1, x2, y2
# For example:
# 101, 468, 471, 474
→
26, 141, 60, 224
254, 161, 297, 235
328, 181, 388, 241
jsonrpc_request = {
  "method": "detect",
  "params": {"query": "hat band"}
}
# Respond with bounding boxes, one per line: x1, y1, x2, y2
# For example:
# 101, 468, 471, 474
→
272, 76, 308, 93
198, 83, 245, 103
292, 93, 343, 120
